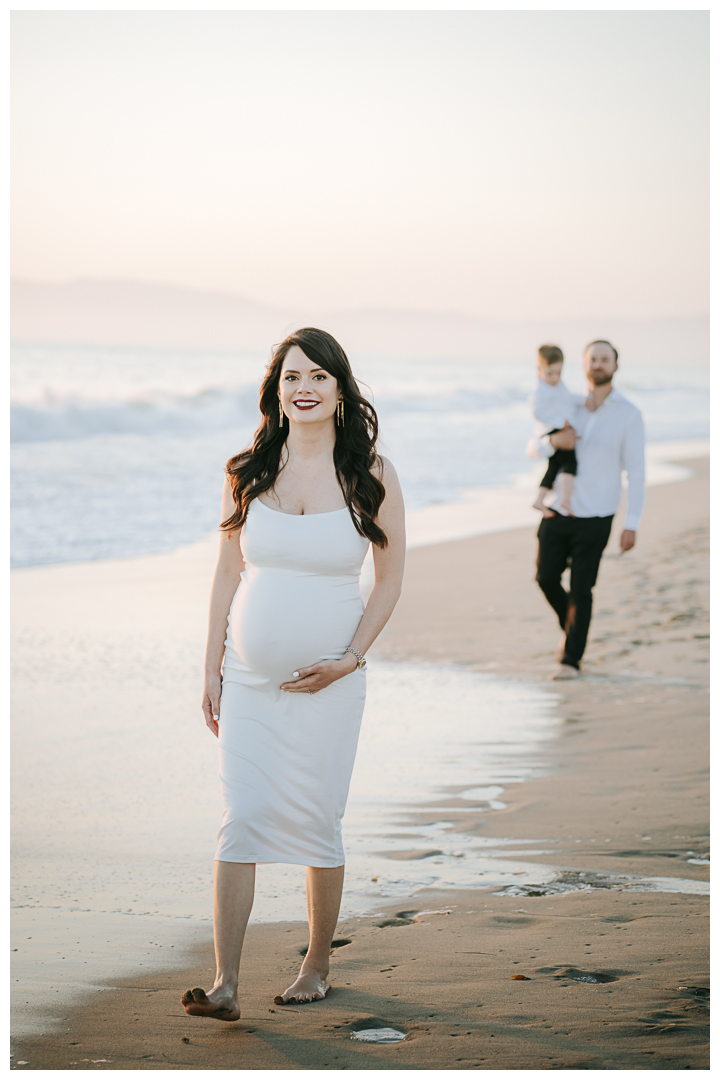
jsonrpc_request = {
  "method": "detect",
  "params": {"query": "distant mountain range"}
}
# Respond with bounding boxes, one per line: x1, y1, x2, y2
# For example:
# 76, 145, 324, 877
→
11, 277, 709, 364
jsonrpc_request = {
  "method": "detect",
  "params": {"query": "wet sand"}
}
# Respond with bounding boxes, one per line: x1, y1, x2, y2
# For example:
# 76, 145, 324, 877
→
11, 456, 708, 1070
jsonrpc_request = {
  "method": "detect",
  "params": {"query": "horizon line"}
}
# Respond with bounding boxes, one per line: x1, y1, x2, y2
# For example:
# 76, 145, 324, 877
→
10, 276, 709, 326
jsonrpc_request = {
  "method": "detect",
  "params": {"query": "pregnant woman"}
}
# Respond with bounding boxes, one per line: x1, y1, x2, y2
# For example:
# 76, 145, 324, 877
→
181, 328, 405, 1021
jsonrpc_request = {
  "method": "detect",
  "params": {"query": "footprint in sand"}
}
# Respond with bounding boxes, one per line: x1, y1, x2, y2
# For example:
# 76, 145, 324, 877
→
535, 966, 623, 984
298, 937, 352, 956
374, 911, 420, 928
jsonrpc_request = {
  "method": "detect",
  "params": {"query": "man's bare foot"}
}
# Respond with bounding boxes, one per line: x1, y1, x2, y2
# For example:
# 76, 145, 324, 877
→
274, 967, 330, 1005
551, 663, 580, 681
181, 985, 241, 1022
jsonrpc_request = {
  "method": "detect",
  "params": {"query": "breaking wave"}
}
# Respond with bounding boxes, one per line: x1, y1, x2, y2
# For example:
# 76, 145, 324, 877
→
11, 386, 530, 443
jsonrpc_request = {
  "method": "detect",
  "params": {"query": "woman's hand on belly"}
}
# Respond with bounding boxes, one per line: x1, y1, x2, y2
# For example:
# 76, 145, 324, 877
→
280, 654, 358, 694
202, 672, 222, 737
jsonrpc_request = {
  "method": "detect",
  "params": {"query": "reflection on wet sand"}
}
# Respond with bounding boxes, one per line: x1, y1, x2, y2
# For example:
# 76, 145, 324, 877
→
11, 655, 706, 1037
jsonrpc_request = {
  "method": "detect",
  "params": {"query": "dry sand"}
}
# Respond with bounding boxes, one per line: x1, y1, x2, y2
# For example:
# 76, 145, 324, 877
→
11, 457, 709, 1070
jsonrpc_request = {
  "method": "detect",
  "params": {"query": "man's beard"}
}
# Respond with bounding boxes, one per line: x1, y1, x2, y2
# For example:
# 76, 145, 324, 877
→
588, 370, 613, 386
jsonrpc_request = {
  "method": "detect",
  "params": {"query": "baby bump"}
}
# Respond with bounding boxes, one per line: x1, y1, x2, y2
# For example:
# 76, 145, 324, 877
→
228, 571, 364, 684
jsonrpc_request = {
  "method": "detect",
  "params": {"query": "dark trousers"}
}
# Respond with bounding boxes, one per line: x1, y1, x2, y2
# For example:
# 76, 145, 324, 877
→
539, 446, 577, 490
536, 513, 614, 669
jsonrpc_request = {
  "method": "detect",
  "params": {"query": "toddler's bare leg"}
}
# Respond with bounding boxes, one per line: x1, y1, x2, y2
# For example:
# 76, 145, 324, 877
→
559, 472, 574, 512
533, 487, 552, 511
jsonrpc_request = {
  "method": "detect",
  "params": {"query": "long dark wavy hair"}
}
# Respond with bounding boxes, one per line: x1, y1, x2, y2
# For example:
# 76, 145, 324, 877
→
222, 327, 388, 546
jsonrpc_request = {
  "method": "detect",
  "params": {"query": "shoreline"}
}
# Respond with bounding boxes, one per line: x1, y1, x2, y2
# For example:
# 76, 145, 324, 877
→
10, 437, 709, 573
11, 451, 709, 1069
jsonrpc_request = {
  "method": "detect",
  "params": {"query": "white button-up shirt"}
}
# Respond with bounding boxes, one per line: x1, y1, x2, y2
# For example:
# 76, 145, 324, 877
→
530, 388, 646, 530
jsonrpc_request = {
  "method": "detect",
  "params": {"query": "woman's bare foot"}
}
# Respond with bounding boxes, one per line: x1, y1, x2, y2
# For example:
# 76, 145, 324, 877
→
181, 985, 241, 1021
274, 967, 330, 1005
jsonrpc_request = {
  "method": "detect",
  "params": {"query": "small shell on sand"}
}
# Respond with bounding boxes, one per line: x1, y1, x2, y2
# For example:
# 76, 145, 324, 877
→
352, 1028, 406, 1043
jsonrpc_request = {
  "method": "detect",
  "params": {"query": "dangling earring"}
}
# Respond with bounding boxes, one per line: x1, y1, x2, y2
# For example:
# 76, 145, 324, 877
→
278, 400, 284, 425
337, 400, 344, 427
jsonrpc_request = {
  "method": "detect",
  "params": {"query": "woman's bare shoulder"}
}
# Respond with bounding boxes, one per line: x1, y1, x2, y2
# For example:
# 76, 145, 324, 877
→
371, 455, 402, 499
371, 454, 398, 481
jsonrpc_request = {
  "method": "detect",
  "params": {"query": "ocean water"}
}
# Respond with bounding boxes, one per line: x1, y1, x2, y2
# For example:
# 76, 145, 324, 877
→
10, 341, 710, 568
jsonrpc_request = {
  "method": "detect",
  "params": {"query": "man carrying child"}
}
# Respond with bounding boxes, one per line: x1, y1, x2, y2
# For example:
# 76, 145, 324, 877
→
528, 340, 646, 680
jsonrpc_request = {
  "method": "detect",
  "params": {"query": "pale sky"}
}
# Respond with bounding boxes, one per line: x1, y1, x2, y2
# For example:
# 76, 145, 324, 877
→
11, 10, 709, 319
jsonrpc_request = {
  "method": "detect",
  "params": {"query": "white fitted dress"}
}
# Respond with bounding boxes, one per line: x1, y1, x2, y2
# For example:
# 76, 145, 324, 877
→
215, 499, 369, 867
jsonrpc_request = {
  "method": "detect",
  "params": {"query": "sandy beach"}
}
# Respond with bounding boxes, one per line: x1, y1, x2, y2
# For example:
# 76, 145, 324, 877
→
11, 454, 708, 1070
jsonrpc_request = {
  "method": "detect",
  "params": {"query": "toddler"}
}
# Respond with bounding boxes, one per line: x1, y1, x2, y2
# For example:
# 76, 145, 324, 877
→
531, 345, 593, 514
